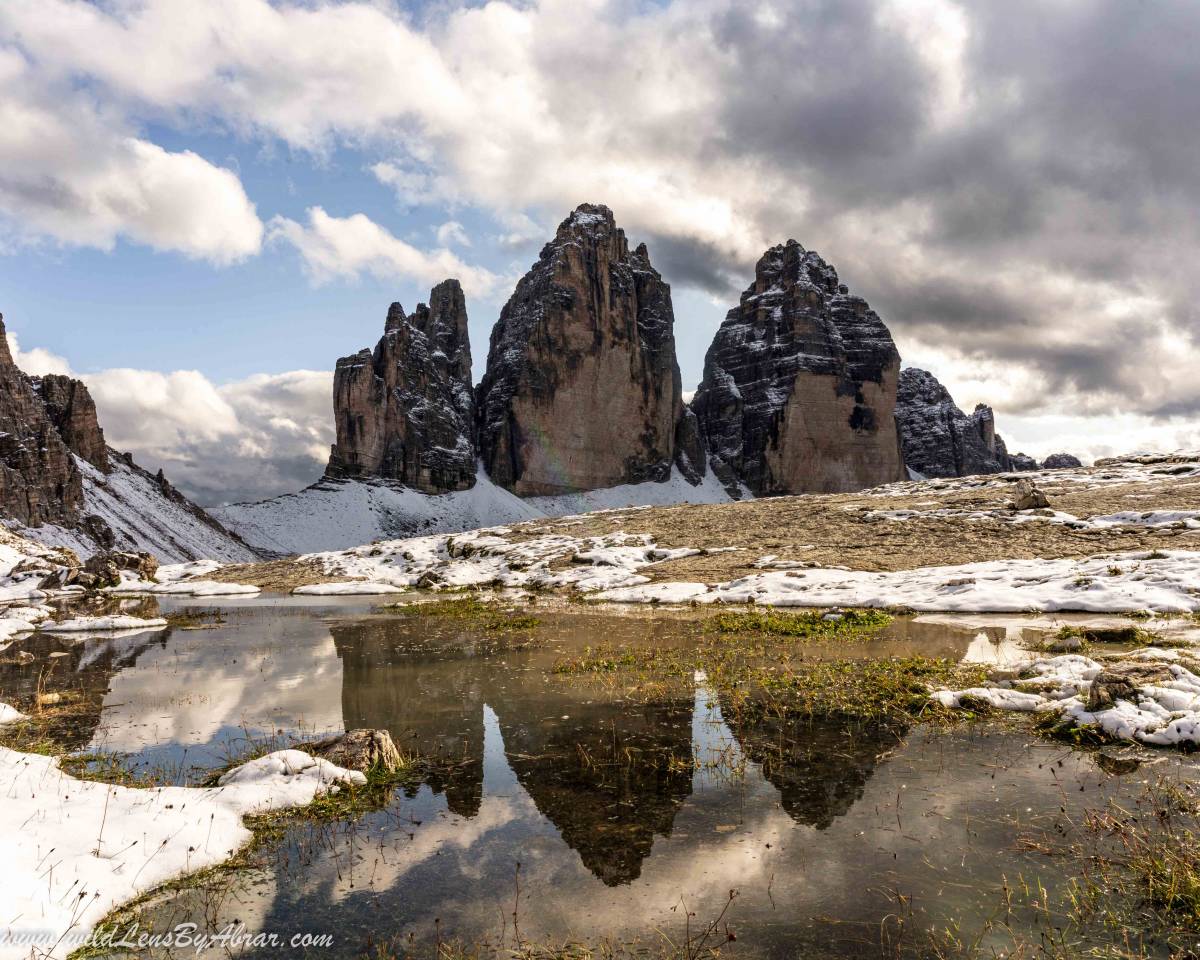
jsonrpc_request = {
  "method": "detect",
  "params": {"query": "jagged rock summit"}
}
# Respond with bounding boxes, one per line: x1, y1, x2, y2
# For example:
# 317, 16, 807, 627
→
894, 367, 1039, 478
327, 280, 476, 494
476, 203, 689, 496
894, 368, 1008, 478
692, 240, 905, 496
0, 314, 89, 527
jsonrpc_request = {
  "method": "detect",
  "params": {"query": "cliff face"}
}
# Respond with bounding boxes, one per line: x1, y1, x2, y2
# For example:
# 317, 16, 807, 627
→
894, 367, 1043, 478
894, 368, 1009, 478
36, 374, 108, 471
0, 316, 85, 526
692, 241, 904, 496
475, 204, 686, 496
327, 280, 476, 494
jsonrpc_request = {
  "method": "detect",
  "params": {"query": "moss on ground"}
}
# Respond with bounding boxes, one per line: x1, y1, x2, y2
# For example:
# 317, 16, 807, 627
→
386, 595, 542, 631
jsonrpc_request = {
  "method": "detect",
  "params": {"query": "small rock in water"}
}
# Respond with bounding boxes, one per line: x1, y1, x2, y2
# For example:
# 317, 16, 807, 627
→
312, 728, 403, 773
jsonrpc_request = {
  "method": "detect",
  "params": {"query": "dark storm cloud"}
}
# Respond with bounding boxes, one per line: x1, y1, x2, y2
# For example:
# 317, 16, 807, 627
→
638, 0, 1200, 420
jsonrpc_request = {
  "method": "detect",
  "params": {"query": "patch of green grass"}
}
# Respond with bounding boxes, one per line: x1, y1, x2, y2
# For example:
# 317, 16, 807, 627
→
164, 608, 226, 630
386, 595, 542, 632
707, 607, 892, 639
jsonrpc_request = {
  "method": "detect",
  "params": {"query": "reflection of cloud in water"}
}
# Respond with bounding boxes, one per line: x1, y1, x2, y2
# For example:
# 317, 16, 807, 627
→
89, 619, 345, 759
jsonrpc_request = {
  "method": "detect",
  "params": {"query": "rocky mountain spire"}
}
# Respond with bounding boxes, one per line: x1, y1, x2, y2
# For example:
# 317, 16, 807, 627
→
893, 367, 1043, 477
327, 279, 476, 493
475, 203, 688, 496
0, 313, 86, 525
691, 240, 905, 496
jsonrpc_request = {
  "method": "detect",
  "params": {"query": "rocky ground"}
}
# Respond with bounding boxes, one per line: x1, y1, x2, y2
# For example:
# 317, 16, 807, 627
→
529, 454, 1200, 582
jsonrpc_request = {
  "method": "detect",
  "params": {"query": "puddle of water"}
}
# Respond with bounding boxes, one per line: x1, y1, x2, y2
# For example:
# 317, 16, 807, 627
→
1, 599, 1195, 958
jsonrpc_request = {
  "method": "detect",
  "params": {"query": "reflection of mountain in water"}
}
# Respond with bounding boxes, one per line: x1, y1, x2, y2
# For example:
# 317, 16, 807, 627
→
331, 612, 922, 885
332, 619, 488, 817
498, 700, 694, 886
721, 698, 894, 829
332, 617, 695, 883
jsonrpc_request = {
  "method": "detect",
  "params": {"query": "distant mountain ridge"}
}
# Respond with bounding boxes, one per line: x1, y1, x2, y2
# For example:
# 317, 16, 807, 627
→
4, 204, 1060, 560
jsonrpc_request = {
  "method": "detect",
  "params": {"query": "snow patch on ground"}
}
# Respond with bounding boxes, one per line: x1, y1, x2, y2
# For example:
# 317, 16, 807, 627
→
39, 615, 168, 633
216, 468, 733, 556
596, 550, 1200, 613
297, 528, 693, 594
292, 581, 408, 595
0, 746, 364, 960
107, 572, 261, 597
0, 702, 25, 724
934, 651, 1200, 748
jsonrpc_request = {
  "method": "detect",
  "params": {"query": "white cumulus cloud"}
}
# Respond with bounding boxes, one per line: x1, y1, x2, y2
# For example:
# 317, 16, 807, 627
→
0, 47, 263, 263
268, 207, 498, 298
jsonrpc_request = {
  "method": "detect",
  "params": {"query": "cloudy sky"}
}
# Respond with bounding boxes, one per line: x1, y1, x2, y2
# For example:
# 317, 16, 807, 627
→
2, 0, 1198, 506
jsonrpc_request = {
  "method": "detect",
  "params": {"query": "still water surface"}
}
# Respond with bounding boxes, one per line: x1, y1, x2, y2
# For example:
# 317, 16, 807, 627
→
1, 598, 1194, 958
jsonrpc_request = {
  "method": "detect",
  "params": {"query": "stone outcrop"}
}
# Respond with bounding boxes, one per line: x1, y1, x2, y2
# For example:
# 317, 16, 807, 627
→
476, 204, 688, 496
894, 368, 1044, 478
327, 280, 476, 493
895, 368, 1009, 478
35, 374, 108, 471
1042, 452, 1082, 469
0, 314, 85, 526
1009, 478, 1050, 511
692, 240, 904, 496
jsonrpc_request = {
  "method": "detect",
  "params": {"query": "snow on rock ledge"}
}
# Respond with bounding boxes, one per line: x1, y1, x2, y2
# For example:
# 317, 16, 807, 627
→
0, 747, 364, 960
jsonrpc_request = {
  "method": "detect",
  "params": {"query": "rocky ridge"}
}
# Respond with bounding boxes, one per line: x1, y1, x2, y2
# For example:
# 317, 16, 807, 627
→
0, 315, 258, 563
692, 240, 905, 496
0, 315, 87, 527
895, 367, 1042, 478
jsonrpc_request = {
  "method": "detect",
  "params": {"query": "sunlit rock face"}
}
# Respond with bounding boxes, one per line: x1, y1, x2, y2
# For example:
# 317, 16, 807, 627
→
692, 241, 905, 496
327, 280, 476, 493
476, 204, 687, 496
0, 313, 85, 525
36, 373, 108, 471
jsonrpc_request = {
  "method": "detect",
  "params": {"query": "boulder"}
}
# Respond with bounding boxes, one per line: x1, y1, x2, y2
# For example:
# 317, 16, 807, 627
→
476, 204, 688, 496
327, 281, 476, 493
312, 728, 404, 773
1010, 478, 1050, 511
1086, 662, 1175, 712
82, 553, 121, 587
692, 240, 904, 496
1042, 452, 1083, 469
1007, 452, 1039, 471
